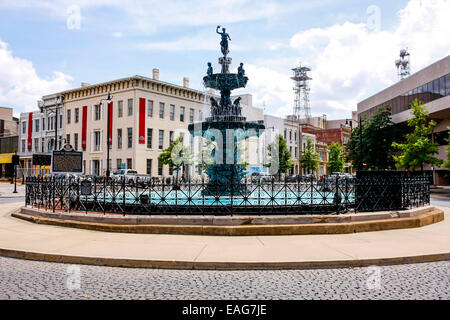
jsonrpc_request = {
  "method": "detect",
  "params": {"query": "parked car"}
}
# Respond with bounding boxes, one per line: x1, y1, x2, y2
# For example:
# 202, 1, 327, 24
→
250, 172, 273, 184
286, 174, 301, 183
112, 169, 138, 183
112, 169, 153, 185
302, 174, 317, 183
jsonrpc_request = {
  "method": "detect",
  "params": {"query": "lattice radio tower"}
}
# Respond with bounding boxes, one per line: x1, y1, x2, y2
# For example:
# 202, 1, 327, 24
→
395, 49, 410, 81
291, 63, 312, 123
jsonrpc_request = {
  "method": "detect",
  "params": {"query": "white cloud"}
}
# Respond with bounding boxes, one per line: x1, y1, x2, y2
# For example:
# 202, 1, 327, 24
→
238, 0, 450, 121
0, 40, 73, 112
112, 32, 123, 38
287, 0, 450, 118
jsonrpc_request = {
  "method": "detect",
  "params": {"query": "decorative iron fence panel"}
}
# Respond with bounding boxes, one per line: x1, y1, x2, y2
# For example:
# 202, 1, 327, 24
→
25, 172, 429, 215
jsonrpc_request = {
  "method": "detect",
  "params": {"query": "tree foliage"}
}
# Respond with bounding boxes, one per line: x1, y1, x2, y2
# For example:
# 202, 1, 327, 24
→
443, 127, 450, 171
346, 106, 396, 171
392, 99, 443, 171
300, 138, 319, 174
327, 142, 345, 173
158, 136, 193, 177
265, 134, 293, 175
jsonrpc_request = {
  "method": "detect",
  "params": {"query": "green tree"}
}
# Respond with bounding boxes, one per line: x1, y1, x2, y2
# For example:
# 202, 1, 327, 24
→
300, 138, 319, 174
265, 134, 293, 176
392, 99, 443, 171
443, 127, 450, 171
346, 106, 396, 171
158, 136, 193, 179
328, 142, 345, 173
196, 140, 215, 173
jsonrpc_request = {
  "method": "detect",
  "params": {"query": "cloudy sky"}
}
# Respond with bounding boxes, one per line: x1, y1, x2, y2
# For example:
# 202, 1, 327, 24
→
0, 0, 449, 119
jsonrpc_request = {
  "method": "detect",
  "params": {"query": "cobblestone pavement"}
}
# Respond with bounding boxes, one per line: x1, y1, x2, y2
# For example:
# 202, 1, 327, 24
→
0, 257, 449, 300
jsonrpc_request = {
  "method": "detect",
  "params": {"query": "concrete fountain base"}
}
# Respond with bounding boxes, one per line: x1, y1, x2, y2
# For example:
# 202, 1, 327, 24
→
14, 206, 444, 236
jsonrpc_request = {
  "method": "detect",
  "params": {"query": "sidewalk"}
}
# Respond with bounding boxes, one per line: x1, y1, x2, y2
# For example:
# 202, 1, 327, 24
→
0, 182, 25, 198
0, 202, 449, 269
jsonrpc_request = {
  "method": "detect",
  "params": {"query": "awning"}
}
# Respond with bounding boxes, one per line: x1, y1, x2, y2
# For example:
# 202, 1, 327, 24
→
0, 153, 15, 164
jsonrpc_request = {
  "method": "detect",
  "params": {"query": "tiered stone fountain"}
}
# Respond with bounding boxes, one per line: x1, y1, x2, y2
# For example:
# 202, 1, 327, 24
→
188, 26, 265, 195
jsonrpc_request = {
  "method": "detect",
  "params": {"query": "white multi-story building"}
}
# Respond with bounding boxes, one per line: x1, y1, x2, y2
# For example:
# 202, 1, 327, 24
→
58, 71, 208, 176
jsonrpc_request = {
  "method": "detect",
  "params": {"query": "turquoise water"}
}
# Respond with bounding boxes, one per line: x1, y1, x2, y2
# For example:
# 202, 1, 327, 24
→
82, 190, 355, 206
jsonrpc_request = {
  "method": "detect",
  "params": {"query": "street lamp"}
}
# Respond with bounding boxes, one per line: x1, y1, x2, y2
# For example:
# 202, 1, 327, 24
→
98, 92, 113, 178
39, 95, 64, 152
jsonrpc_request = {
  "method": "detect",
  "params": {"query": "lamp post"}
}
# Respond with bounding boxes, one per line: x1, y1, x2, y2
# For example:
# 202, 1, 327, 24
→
39, 95, 64, 178
98, 93, 113, 178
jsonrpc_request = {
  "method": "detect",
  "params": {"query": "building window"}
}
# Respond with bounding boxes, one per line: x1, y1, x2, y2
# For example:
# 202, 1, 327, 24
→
118, 101, 123, 118
34, 138, 39, 152
22, 121, 26, 134
189, 109, 194, 123
93, 131, 101, 151
35, 119, 40, 132
170, 104, 175, 121
75, 108, 79, 123
147, 128, 153, 149
446, 74, 450, 96
74, 133, 78, 150
117, 129, 122, 149
67, 110, 71, 124
21, 139, 25, 152
169, 131, 174, 143
127, 128, 133, 148
147, 100, 153, 117
116, 158, 122, 170
41, 138, 45, 153
94, 104, 101, 121
159, 102, 164, 119
159, 130, 164, 149
158, 161, 163, 176
127, 99, 133, 116
60, 114, 63, 128
66, 134, 70, 145
126, 158, 132, 169
180, 106, 185, 122
146, 159, 152, 175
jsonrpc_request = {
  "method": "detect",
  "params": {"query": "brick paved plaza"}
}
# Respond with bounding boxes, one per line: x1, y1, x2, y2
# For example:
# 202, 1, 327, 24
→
0, 257, 449, 300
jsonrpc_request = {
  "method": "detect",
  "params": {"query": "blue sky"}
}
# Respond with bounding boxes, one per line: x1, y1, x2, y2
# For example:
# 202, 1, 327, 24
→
0, 0, 449, 119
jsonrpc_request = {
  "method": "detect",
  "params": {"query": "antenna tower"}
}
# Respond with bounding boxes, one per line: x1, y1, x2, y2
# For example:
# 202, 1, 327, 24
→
291, 63, 312, 123
395, 49, 410, 81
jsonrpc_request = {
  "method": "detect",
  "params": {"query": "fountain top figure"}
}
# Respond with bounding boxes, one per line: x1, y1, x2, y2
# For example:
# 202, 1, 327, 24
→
216, 26, 231, 58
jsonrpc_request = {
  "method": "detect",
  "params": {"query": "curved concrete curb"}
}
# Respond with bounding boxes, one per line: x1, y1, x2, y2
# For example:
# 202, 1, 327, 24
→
1, 247, 449, 270
12, 207, 444, 236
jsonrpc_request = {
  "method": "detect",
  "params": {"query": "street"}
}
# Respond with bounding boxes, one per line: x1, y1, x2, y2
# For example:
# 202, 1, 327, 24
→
0, 256, 449, 300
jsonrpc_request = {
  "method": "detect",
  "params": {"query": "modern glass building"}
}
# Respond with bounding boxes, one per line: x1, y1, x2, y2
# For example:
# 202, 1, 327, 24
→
357, 55, 450, 184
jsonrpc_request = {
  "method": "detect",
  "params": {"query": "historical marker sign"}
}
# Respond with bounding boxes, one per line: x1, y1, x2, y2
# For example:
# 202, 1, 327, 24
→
52, 144, 83, 173
80, 179, 92, 196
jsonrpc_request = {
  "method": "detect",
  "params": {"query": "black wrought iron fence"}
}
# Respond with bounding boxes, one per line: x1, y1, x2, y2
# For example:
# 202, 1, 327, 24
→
25, 171, 430, 215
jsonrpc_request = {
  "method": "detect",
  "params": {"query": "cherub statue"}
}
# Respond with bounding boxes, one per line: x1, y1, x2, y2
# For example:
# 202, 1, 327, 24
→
233, 97, 242, 116
207, 62, 213, 78
237, 63, 245, 78
210, 97, 219, 116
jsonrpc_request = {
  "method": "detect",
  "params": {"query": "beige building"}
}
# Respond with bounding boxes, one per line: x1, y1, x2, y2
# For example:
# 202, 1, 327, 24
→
357, 55, 450, 184
60, 71, 207, 176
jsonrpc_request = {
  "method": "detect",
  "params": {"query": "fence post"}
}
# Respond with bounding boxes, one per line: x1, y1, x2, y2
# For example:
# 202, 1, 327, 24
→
52, 176, 55, 213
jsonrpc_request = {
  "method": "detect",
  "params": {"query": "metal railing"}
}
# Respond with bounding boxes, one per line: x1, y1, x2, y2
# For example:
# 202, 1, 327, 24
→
24, 171, 430, 215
